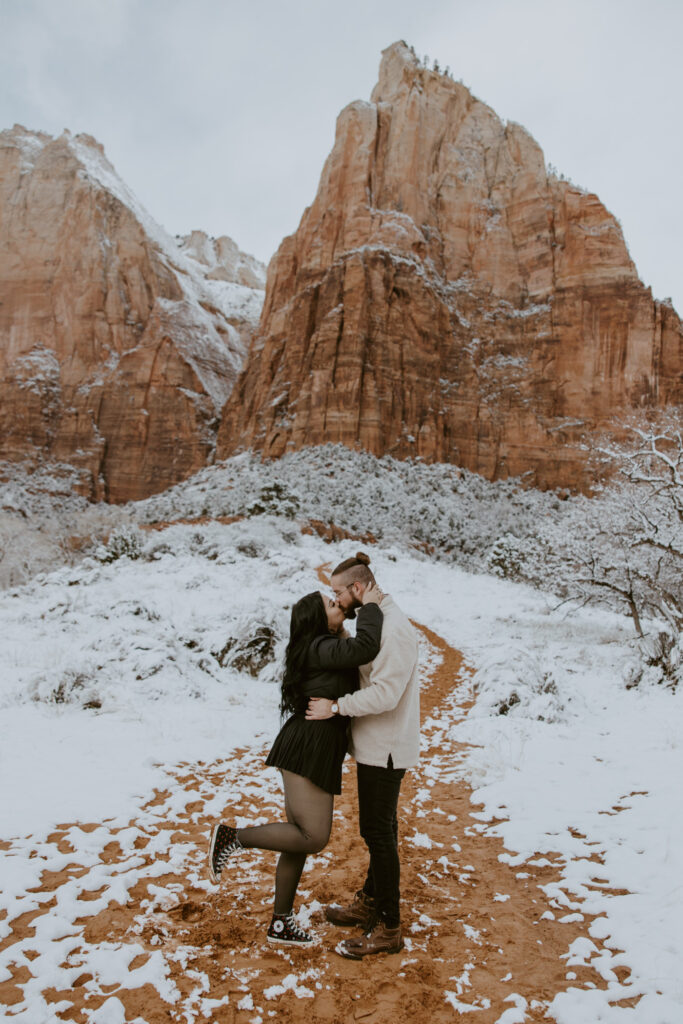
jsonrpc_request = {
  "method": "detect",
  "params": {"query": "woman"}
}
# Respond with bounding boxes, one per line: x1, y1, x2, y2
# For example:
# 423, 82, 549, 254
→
207, 583, 383, 947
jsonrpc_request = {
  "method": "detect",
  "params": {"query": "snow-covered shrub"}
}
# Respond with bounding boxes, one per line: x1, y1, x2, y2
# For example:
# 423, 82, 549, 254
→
0, 459, 130, 586
187, 529, 221, 561
0, 514, 63, 588
213, 625, 279, 677
142, 536, 174, 561
30, 668, 101, 709
486, 533, 527, 580
203, 597, 289, 687
470, 648, 566, 722
573, 417, 683, 634
236, 540, 261, 559
625, 630, 683, 691
247, 483, 300, 519
95, 525, 144, 563
0, 459, 91, 518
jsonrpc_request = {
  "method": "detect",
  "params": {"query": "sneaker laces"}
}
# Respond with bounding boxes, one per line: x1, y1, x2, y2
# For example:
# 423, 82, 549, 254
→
284, 913, 310, 940
216, 834, 241, 870
216, 844, 236, 870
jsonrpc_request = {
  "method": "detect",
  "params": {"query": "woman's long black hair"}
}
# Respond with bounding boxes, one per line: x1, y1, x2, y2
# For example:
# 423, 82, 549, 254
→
280, 591, 329, 716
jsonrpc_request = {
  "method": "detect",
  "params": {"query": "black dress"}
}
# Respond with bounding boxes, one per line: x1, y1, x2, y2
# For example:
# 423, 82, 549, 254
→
265, 604, 383, 794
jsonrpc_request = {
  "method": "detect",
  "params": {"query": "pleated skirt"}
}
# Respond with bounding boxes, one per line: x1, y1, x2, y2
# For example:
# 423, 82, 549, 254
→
265, 714, 350, 795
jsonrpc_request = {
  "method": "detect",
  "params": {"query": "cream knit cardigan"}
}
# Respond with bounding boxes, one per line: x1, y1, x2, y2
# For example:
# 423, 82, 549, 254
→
337, 594, 420, 769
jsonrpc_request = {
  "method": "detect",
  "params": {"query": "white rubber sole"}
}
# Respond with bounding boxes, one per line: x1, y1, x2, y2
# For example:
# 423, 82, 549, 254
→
267, 935, 315, 948
207, 823, 221, 885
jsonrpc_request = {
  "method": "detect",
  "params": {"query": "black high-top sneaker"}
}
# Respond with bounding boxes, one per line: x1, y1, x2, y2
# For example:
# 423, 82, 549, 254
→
207, 823, 241, 884
267, 912, 315, 947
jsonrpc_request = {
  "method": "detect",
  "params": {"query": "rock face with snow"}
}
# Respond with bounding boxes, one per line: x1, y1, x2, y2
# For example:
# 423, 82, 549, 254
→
217, 42, 682, 488
178, 231, 266, 290
0, 126, 264, 502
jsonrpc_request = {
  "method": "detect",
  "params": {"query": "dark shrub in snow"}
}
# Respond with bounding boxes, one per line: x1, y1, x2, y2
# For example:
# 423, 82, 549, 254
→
213, 626, 279, 677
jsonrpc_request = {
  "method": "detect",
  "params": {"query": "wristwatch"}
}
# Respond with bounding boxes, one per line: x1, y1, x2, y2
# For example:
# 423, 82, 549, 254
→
331, 702, 339, 716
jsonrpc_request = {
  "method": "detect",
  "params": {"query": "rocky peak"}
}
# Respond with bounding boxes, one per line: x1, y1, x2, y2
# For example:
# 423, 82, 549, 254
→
370, 40, 419, 101
370, 40, 453, 102
217, 44, 681, 488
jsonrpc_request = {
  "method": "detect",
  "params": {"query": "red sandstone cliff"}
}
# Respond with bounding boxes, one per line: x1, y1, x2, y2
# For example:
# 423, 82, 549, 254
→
0, 126, 264, 502
217, 42, 682, 488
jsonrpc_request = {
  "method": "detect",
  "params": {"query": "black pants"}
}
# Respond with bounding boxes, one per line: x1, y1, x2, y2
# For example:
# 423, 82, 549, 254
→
357, 760, 406, 929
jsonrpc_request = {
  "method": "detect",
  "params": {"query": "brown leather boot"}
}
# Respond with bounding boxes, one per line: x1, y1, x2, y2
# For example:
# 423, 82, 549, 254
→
335, 919, 404, 959
324, 890, 375, 928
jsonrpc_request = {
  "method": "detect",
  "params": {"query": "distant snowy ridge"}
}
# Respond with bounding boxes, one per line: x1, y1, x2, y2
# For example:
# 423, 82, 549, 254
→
178, 229, 266, 290
2, 125, 265, 413
65, 129, 264, 412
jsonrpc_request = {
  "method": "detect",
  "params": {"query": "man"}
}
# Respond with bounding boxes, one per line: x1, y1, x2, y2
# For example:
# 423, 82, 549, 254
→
305, 552, 420, 959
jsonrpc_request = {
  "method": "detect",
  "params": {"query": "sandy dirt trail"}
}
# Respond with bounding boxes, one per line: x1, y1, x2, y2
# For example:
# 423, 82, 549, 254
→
0, 578, 635, 1022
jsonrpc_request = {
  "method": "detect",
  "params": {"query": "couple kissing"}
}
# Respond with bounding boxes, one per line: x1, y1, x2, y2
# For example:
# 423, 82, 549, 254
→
207, 551, 420, 959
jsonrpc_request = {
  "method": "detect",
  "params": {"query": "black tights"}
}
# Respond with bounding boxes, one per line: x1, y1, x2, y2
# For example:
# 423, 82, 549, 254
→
235, 770, 333, 915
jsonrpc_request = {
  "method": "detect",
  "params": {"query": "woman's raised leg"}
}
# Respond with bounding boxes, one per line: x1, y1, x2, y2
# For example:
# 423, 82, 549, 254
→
238, 769, 333, 859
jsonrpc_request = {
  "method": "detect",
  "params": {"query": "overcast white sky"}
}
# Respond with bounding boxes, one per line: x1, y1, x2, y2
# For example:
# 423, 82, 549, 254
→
2, 0, 681, 312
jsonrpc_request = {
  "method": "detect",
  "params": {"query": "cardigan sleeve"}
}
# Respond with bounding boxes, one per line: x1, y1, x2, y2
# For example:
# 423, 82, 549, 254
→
336, 619, 418, 717
308, 604, 383, 670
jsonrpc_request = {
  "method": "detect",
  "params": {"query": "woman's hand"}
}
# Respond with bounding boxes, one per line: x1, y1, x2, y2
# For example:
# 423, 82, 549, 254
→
361, 582, 383, 605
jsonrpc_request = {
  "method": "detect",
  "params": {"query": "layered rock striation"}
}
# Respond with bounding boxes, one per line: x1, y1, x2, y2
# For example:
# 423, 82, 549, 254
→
218, 42, 682, 488
0, 126, 264, 502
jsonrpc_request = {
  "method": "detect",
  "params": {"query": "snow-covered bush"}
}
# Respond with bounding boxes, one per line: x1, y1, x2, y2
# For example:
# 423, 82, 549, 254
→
95, 525, 144, 563
625, 630, 683, 691
486, 533, 527, 580
30, 666, 102, 709
470, 648, 567, 722
0, 467, 127, 587
247, 483, 300, 519
562, 417, 683, 642
212, 625, 280, 678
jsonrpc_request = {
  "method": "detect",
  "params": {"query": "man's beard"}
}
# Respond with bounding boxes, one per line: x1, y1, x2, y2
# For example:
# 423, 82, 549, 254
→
343, 597, 363, 620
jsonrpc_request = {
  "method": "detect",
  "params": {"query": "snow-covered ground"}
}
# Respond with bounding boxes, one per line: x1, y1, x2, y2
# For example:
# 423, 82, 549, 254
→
1, 509, 681, 1021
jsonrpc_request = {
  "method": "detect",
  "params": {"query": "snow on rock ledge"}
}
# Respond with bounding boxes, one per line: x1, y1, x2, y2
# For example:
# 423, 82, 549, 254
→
0, 125, 264, 503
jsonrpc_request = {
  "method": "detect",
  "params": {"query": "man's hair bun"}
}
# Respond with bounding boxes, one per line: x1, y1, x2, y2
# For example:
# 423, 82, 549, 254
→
331, 551, 375, 580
